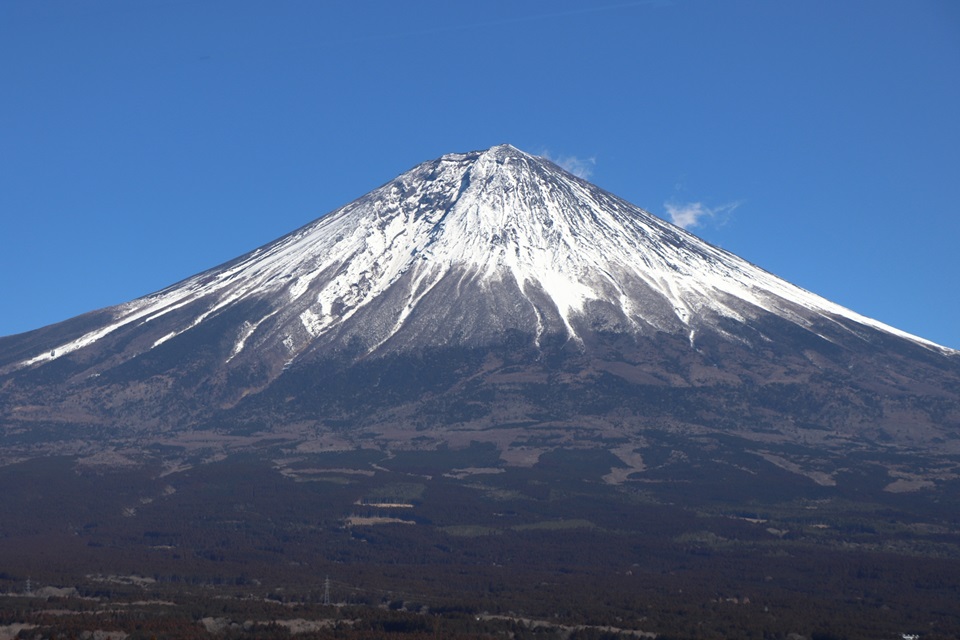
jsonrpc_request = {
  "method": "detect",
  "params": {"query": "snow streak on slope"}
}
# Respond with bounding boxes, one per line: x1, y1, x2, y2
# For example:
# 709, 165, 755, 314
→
12, 145, 953, 371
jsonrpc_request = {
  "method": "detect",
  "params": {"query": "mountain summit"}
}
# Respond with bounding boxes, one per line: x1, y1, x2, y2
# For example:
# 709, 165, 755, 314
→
1, 145, 958, 468
2, 144, 949, 374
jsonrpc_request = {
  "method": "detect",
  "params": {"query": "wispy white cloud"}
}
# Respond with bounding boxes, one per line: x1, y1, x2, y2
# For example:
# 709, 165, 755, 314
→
541, 151, 597, 179
663, 200, 740, 230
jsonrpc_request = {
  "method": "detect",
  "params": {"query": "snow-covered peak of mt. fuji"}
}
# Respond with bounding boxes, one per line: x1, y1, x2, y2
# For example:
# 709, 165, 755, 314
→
9, 144, 953, 374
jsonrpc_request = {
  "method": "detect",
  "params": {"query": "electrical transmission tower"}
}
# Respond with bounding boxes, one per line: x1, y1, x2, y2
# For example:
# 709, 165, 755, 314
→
323, 575, 331, 606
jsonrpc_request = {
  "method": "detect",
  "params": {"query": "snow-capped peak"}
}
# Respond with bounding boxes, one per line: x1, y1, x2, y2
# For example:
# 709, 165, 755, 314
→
11, 145, 954, 372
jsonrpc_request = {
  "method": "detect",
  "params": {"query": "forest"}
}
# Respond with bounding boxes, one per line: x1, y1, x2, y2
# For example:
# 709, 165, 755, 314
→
0, 442, 958, 639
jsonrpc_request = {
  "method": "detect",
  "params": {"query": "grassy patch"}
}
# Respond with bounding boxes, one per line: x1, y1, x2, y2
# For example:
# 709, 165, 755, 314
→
440, 525, 502, 537
512, 518, 596, 531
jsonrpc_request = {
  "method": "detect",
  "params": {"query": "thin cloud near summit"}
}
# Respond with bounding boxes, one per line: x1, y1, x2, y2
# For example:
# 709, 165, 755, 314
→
541, 151, 597, 179
664, 200, 740, 230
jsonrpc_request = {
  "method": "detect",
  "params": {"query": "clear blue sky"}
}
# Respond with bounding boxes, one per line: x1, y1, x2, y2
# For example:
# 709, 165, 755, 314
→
2, 0, 958, 349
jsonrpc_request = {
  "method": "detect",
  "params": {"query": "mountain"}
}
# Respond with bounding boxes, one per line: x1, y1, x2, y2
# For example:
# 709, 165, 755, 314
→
4, 144, 952, 369
2, 145, 960, 637
2, 144, 957, 461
